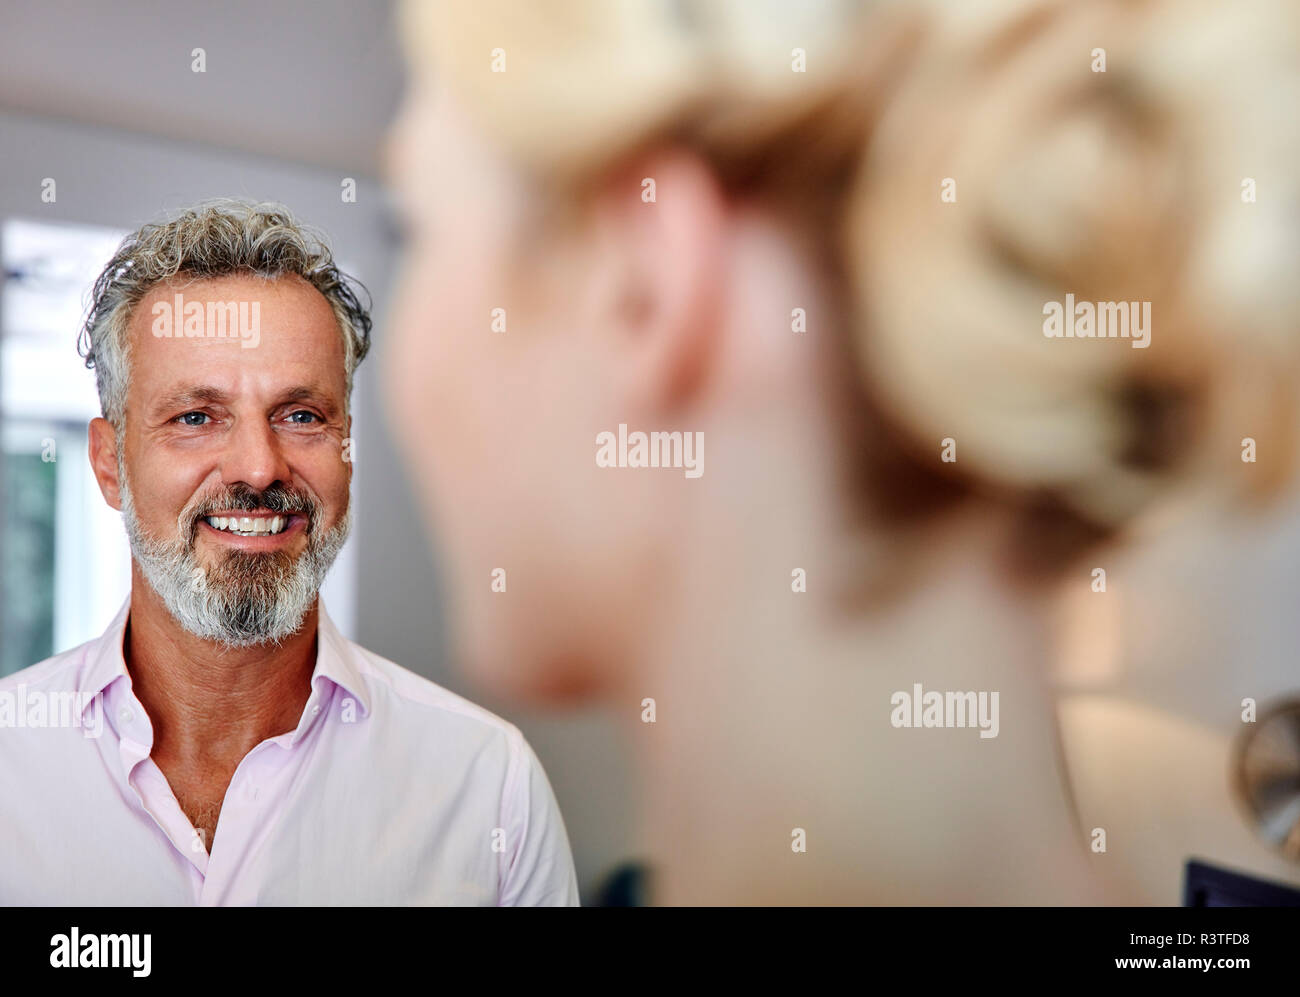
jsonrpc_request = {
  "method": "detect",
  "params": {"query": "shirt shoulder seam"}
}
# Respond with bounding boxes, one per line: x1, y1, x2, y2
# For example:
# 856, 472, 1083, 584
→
496, 722, 530, 905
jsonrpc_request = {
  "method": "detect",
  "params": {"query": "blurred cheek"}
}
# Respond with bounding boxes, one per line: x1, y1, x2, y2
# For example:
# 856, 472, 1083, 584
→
387, 231, 507, 550
387, 255, 443, 447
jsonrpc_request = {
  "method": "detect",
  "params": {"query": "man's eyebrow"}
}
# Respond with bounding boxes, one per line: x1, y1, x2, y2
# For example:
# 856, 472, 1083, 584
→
151, 386, 230, 415
277, 386, 342, 416
150, 386, 342, 418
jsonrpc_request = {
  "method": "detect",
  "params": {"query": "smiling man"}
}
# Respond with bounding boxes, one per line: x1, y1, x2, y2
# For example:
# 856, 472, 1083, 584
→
0, 199, 580, 905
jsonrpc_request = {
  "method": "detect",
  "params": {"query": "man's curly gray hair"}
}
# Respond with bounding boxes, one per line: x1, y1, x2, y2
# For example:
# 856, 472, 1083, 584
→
78, 198, 373, 428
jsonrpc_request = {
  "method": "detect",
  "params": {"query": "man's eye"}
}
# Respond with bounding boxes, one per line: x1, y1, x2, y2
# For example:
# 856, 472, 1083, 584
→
287, 410, 320, 424
178, 412, 209, 426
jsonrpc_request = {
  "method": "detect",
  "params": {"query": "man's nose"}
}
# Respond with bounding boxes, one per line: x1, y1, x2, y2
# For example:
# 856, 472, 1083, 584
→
219, 418, 293, 493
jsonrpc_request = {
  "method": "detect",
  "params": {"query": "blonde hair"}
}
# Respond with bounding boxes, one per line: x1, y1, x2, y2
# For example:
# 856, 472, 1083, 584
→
402, 0, 1300, 529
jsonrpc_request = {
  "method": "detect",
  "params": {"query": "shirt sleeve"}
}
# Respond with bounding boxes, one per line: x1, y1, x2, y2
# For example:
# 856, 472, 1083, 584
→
497, 727, 581, 906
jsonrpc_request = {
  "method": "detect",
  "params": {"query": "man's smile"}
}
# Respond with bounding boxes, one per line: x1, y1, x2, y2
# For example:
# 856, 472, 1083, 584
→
198, 510, 308, 547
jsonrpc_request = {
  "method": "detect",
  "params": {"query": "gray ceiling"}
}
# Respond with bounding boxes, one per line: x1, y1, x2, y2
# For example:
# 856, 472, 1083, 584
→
0, 0, 406, 177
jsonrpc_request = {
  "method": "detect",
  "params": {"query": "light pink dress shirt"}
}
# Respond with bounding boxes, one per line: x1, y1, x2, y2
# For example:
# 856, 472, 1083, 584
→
0, 597, 581, 905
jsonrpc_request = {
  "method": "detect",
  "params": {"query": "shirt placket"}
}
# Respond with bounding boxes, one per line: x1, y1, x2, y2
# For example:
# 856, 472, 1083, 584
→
197, 685, 333, 905
113, 685, 210, 885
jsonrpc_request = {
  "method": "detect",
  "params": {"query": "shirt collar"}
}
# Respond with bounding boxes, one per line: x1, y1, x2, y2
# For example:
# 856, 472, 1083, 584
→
312, 598, 372, 719
79, 595, 372, 725
81, 597, 131, 713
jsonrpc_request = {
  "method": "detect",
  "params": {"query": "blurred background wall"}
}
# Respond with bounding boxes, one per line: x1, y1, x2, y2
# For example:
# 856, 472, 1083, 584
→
0, 0, 634, 904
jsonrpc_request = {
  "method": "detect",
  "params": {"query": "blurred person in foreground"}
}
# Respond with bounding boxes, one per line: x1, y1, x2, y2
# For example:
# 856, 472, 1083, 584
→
0, 200, 579, 905
383, 0, 1300, 903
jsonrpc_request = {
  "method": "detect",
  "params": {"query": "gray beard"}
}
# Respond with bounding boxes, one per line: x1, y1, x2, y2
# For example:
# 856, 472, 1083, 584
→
118, 464, 350, 648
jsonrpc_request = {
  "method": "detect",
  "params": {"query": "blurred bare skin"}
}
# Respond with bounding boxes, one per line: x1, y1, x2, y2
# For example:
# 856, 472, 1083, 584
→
384, 82, 1122, 904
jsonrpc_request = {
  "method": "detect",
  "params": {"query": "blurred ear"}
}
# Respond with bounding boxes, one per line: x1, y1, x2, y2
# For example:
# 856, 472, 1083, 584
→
586, 148, 726, 415
88, 417, 123, 511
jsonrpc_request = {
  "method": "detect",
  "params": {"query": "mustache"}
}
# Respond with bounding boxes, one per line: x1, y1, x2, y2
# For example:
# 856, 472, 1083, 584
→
182, 482, 320, 541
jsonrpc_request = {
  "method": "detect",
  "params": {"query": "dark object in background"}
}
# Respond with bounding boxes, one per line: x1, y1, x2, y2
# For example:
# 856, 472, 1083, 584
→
1230, 698, 1300, 861
594, 861, 651, 907
1184, 858, 1300, 906
1, 451, 57, 675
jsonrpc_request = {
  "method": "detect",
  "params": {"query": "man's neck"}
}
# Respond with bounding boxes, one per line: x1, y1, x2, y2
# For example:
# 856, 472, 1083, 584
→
123, 568, 319, 773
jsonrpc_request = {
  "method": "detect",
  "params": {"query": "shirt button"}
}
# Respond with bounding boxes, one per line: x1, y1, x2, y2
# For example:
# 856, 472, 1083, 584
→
118, 708, 134, 725
311, 705, 321, 716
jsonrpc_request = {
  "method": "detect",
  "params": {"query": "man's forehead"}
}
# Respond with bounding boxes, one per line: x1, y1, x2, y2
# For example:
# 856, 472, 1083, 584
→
127, 273, 347, 397
132, 275, 340, 343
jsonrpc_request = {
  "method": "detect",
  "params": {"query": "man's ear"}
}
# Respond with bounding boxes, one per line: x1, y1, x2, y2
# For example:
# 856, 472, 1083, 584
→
588, 147, 726, 414
88, 417, 123, 511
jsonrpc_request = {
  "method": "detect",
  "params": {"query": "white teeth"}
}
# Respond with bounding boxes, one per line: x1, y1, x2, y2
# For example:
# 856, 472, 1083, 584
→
205, 514, 290, 536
